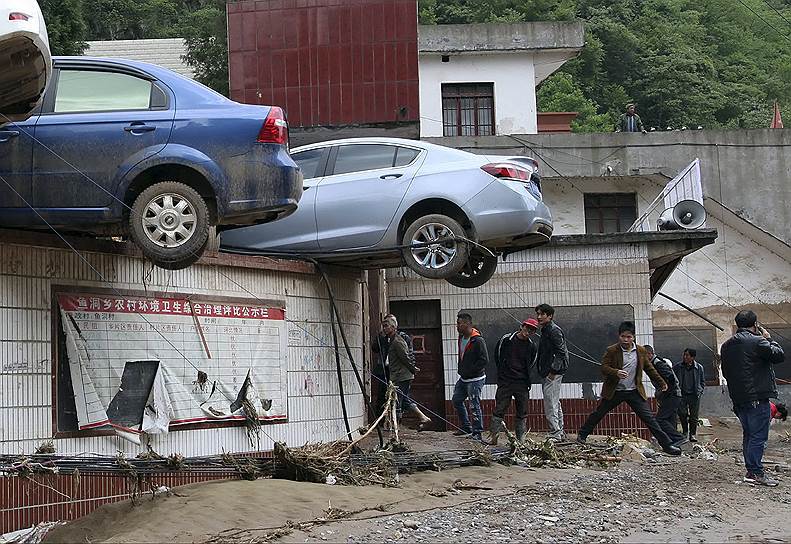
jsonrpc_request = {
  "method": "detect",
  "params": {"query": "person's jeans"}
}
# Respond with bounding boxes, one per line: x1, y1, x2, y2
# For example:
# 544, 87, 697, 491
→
452, 378, 485, 434
734, 400, 771, 476
395, 379, 416, 418
542, 374, 564, 437
656, 394, 686, 443
678, 393, 701, 436
493, 382, 529, 422
578, 390, 673, 448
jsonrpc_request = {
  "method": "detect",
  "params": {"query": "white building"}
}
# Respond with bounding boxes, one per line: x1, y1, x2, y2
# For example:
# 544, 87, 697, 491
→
418, 22, 584, 137
0, 230, 366, 532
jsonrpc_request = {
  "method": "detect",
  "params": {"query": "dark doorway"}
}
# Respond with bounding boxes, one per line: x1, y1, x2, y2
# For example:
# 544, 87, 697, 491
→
389, 300, 446, 430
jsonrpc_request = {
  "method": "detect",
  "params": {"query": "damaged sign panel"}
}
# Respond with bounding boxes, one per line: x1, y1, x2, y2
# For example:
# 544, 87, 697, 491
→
56, 292, 288, 437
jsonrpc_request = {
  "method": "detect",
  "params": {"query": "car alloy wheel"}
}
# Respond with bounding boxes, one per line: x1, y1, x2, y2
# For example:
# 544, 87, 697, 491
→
129, 181, 211, 270
142, 193, 197, 248
410, 222, 458, 270
402, 214, 469, 279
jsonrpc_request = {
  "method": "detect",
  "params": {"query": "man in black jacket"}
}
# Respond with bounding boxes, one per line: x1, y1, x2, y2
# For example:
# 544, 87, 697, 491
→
452, 312, 489, 441
674, 348, 706, 442
488, 318, 538, 445
535, 304, 569, 441
645, 345, 687, 446
721, 310, 785, 487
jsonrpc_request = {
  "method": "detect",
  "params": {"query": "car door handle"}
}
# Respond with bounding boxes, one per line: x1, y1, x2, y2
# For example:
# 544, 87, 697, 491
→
0, 130, 19, 143
381, 174, 403, 180
124, 123, 156, 134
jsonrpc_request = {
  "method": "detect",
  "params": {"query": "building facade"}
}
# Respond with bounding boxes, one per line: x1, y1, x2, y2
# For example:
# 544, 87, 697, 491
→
0, 230, 366, 531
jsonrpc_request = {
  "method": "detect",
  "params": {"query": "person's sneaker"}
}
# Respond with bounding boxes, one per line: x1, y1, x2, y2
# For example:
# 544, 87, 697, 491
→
672, 437, 689, 447
470, 433, 483, 442
689, 435, 698, 443
743, 472, 757, 483
753, 474, 779, 487
452, 429, 471, 436
575, 435, 587, 445
662, 445, 682, 456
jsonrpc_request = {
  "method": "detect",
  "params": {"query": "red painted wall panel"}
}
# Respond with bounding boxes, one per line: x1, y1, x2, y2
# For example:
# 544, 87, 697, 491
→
227, 0, 419, 128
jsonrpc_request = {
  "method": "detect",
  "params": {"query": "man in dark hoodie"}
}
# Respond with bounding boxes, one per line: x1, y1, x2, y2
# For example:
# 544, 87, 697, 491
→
488, 318, 539, 445
644, 345, 687, 446
452, 312, 489, 441
535, 303, 569, 441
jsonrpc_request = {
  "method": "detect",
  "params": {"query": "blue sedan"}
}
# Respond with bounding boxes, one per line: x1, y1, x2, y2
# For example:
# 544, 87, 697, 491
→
0, 57, 302, 269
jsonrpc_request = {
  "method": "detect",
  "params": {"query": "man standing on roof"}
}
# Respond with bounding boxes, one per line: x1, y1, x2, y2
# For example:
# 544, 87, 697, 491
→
452, 312, 489, 441
615, 103, 647, 133
488, 318, 539, 445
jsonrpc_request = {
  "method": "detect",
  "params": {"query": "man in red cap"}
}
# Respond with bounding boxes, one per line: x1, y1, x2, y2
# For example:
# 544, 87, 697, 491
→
488, 318, 539, 445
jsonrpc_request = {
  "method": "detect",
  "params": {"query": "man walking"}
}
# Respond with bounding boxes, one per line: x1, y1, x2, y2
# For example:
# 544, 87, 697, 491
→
535, 304, 569, 441
674, 348, 706, 442
452, 313, 489, 441
721, 310, 785, 486
381, 315, 431, 429
576, 322, 681, 456
645, 345, 687, 446
488, 318, 539, 445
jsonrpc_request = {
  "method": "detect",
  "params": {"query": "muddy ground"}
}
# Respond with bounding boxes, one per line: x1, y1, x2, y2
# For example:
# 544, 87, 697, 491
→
45, 419, 791, 544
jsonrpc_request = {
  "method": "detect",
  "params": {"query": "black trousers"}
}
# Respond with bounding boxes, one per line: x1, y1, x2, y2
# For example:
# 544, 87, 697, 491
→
678, 394, 701, 436
656, 394, 685, 443
579, 390, 672, 448
493, 382, 529, 421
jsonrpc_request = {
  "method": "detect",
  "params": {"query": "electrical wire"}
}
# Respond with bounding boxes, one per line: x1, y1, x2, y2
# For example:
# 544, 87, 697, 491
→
735, 0, 791, 43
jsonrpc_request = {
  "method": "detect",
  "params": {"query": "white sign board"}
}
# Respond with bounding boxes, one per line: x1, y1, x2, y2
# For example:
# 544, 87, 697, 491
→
57, 292, 288, 435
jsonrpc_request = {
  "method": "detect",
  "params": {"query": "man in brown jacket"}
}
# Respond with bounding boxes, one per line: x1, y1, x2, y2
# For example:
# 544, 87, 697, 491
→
576, 321, 682, 456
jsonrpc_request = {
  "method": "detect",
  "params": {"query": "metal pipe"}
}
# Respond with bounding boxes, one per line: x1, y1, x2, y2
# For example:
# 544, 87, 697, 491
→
656, 292, 725, 331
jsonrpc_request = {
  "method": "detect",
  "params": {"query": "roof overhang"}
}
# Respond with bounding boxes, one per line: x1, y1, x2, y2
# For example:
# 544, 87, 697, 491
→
548, 229, 719, 298
418, 21, 585, 54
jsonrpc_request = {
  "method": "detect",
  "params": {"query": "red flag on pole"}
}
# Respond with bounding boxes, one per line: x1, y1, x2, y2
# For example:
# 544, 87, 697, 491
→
771, 100, 784, 129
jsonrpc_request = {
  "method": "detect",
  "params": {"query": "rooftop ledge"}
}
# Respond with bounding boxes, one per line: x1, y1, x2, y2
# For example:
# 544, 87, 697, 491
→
418, 21, 585, 53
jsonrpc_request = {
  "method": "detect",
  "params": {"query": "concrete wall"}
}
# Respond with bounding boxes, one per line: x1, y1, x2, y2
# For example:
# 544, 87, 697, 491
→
0, 234, 365, 457
419, 52, 538, 137
85, 39, 194, 79
426, 130, 791, 246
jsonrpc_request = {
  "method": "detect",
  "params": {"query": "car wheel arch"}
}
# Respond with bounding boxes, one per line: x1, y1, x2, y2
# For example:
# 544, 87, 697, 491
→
124, 164, 218, 224
397, 198, 476, 244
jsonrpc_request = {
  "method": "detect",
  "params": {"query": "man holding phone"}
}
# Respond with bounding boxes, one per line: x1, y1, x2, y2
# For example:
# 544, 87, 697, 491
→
721, 311, 785, 486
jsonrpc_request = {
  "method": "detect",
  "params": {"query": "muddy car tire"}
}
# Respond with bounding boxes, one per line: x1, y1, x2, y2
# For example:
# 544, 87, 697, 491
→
402, 214, 469, 279
445, 251, 498, 289
129, 181, 210, 270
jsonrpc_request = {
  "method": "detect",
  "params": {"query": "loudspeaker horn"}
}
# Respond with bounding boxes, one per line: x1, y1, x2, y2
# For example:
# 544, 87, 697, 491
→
656, 199, 706, 230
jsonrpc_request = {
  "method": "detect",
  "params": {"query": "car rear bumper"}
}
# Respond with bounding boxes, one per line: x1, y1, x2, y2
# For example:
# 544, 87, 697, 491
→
463, 179, 553, 248
218, 145, 304, 227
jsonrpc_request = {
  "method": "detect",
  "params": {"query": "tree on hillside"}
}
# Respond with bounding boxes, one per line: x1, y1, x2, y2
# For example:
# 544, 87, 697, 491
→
180, 0, 229, 96
40, 0, 87, 55
422, 0, 791, 131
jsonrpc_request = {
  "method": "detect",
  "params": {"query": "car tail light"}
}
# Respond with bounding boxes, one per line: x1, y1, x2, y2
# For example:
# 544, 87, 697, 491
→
257, 107, 289, 145
9, 12, 31, 21
481, 163, 531, 181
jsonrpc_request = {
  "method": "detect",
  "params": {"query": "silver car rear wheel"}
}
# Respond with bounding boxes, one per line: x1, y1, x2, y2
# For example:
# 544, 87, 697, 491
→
402, 214, 469, 279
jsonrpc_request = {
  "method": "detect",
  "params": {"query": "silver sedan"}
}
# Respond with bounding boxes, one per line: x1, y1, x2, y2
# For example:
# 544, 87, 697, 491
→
220, 138, 552, 288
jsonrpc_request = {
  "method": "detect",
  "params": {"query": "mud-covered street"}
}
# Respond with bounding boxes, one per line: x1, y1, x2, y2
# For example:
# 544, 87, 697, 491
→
44, 420, 791, 544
